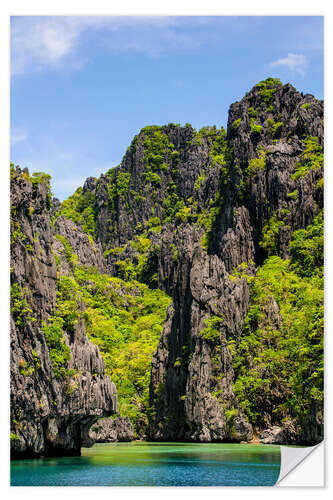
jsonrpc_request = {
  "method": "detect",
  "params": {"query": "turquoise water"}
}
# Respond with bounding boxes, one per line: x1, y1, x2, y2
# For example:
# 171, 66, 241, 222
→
11, 442, 281, 486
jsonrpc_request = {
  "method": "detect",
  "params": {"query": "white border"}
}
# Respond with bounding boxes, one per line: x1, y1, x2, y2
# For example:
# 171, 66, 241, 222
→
1, 1, 330, 498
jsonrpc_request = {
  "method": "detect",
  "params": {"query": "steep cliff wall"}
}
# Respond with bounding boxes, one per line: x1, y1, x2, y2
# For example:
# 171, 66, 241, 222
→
10, 168, 117, 458
148, 79, 323, 444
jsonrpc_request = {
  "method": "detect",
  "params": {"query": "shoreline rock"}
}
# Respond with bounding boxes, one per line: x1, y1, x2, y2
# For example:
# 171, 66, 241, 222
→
89, 416, 135, 443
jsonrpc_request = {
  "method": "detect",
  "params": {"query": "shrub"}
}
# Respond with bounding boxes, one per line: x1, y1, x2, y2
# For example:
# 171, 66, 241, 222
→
170, 243, 178, 262
232, 252, 323, 428
248, 107, 257, 119
250, 118, 262, 135
271, 121, 283, 138
11, 220, 27, 246
55, 234, 78, 267
31, 172, 53, 208
42, 318, 71, 379
104, 246, 125, 258
259, 213, 285, 255
116, 172, 131, 198
199, 316, 223, 343
144, 171, 161, 187
174, 357, 182, 368
247, 148, 266, 174
58, 186, 97, 236
175, 205, 191, 222
255, 77, 282, 88
232, 118, 241, 130
291, 136, 323, 179
11, 283, 35, 326
10, 163, 15, 180
289, 211, 323, 278
27, 205, 34, 217
18, 359, 35, 377
10, 433, 21, 441
255, 78, 282, 105
194, 173, 206, 191
115, 259, 136, 281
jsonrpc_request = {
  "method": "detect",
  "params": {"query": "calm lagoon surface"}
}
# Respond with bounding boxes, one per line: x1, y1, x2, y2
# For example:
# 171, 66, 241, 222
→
11, 442, 281, 487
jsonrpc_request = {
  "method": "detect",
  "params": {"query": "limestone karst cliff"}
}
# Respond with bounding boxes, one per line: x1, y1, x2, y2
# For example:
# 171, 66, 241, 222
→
10, 169, 117, 458
10, 79, 324, 456
148, 80, 323, 444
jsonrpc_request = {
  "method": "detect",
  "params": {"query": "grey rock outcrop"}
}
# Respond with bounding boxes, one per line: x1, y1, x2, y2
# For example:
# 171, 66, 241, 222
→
10, 168, 117, 458
64, 81, 323, 445
147, 82, 323, 443
259, 421, 300, 445
149, 227, 254, 442
89, 416, 135, 443
259, 426, 285, 444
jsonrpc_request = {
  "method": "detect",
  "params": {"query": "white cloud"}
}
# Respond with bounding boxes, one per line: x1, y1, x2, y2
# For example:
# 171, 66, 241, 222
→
11, 128, 28, 144
11, 17, 99, 74
11, 16, 227, 75
269, 53, 307, 76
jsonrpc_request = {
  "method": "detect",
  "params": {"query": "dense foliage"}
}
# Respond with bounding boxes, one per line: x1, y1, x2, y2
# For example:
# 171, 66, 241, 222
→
10, 283, 35, 327
48, 235, 171, 433
42, 319, 73, 379
291, 136, 323, 179
255, 78, 282, 106
11, 90, 324, 445
231, 212, 323, 430
57, 186, 97, 236
199, 316, 224, 343
57, 125, 229, 254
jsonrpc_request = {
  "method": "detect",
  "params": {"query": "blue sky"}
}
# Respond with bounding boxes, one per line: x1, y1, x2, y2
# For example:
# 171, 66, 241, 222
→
10, 16, 324, 201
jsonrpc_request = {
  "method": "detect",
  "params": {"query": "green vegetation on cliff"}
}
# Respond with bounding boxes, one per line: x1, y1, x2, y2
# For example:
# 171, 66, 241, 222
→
231, 212, 323, 429
289, 211, 323, 278
10, 166, 53, 209
10, 283, 35, 327
57, 186, 97, 236
47, 234, 171, 434
58, 125, 229, 252
42, 319, 73, 379
199, 316, 224, 343
255, 77, 282, 106
291, 136, 323, 179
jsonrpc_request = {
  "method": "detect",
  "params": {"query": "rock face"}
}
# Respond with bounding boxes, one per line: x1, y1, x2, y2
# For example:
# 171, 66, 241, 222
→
149, 254, 254, 442
223, 82, 323, 262
54, 80, 323, 445
11, 79, 324, 453
259, 426, 286, 445
89, 417, 135, 443
10, 169, 117, 458
147, 82, 323, 443
92, 123, 222, 252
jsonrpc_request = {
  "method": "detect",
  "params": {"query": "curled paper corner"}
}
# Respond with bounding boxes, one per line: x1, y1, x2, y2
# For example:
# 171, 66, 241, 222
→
276, 441, 324, 487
